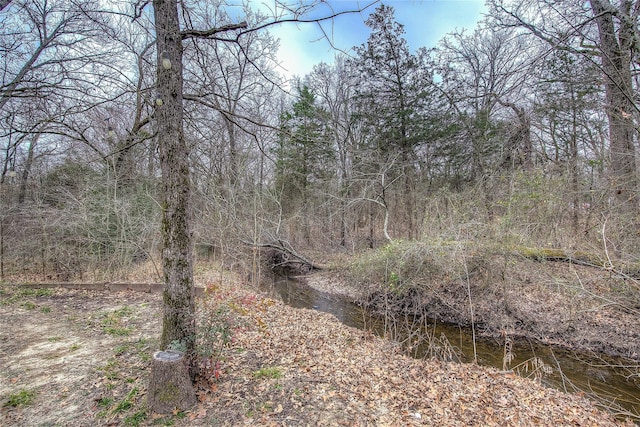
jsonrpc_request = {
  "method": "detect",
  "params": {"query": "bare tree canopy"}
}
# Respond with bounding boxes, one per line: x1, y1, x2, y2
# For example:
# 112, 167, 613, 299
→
488, 0, 639, 203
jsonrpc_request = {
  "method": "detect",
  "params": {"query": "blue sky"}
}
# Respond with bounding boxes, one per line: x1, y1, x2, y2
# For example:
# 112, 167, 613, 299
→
262, 0, 488, 78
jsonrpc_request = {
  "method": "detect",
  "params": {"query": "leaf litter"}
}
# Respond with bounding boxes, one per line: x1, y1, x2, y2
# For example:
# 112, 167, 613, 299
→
0, 277, 634, 426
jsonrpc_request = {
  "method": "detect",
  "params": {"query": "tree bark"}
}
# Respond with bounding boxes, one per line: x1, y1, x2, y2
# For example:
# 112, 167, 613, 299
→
589, 0, 637, 204
19, 132, 38, 204
153, 0, 196, 361
147, 350, 197, 414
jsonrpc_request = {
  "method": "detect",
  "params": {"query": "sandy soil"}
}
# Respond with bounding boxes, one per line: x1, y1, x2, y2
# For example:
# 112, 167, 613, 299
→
0, 286, 160, 426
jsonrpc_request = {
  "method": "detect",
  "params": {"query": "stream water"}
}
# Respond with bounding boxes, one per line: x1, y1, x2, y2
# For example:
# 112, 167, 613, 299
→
260, 274, 640, 421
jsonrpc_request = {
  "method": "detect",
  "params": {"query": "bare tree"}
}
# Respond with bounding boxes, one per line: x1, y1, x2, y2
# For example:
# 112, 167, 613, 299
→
183, 7, 281, 191
0, 0, 108, 111
436, 26, 535, 179
589, 0, 638, 202
489, 0, 640, 204
534, 49, 606, 231
305, 57, 362, 246
150, 0, 376, 375
0, 0, 124, 192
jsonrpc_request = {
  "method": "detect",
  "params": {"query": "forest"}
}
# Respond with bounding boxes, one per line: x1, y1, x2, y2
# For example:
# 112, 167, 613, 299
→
1, 0, 640, 425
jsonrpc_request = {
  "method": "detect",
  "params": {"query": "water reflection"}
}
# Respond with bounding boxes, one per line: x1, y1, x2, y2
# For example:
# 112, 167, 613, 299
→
260, 274, 640, 421
263, 274, 363, 327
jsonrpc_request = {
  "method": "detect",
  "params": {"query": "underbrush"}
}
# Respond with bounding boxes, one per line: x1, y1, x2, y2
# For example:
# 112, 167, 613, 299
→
420, 171, 640, 262
343, 170, 640, 353
347, 239, 506, 311
346, 239, 640, 421
191, 285, 250, 388
347, 238, 640, 355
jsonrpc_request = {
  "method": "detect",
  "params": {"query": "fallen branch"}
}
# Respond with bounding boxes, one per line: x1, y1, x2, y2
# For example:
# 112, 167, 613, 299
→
243, 240, 325, 272
511, 246, 640, 290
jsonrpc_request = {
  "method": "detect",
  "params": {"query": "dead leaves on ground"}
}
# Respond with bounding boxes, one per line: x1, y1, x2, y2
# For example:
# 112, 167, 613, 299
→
190, 282, 633, 426
1, 281, 630, 426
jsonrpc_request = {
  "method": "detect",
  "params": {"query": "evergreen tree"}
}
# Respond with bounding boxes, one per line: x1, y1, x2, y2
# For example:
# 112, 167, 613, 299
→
276, 85, 334, 243
350, 4, 437, 238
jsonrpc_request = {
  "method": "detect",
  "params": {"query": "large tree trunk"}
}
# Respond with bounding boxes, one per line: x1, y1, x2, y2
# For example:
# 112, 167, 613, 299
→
590, 0, 637, 204
153, 0, 196, 362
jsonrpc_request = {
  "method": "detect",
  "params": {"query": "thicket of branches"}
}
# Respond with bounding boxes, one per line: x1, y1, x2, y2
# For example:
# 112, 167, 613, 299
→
2, 0, 640, 281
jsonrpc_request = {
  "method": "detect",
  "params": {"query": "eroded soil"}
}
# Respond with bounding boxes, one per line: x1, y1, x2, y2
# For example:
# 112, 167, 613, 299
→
305, 256, 640, 361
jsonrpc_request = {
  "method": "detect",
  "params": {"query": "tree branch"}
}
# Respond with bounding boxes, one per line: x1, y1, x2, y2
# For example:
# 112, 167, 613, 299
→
181, 22, 248, 40
0, 0, 11, 12
240, 2, 379, 36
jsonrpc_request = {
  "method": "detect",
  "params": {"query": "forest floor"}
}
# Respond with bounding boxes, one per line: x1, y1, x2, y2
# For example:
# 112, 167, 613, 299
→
0, 265, 636, 426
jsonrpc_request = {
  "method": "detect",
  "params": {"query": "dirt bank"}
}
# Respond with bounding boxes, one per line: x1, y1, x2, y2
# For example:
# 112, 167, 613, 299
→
0, 277, 635, 426
305, 253, 640, 363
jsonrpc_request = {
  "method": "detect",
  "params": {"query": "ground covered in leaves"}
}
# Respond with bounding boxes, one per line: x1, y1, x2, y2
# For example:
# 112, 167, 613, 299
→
0, 274, 635, 426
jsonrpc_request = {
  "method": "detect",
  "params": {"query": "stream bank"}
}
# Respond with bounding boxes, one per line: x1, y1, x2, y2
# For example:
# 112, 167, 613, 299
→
0, 271, 635, 426
306, 246, 640, 362
263, 264, 640, 421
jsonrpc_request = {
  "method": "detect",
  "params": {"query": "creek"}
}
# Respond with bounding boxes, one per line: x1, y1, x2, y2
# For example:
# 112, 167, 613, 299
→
260, 274, 640, 421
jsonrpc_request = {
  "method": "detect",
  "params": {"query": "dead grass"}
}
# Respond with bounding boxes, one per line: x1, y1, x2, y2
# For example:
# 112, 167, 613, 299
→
345, 240, 640, 361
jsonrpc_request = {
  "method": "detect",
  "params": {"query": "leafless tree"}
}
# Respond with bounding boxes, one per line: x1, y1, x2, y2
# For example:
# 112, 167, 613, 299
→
489, 0, 640, 205
150, 0, 378, 375
305, 57, 362, 246
436, 26, 536, 179
534, 49, 607, 231
0, 0, 128, 192
183, 7, 281, 191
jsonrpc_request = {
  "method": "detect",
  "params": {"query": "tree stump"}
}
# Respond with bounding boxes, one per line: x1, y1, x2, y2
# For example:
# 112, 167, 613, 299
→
147, 350, 196, 414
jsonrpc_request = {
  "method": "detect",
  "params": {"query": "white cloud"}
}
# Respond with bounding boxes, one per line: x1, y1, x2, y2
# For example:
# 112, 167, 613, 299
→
257, 0, 488, 79
269, 24, 329, 79
267, 9, 369, 79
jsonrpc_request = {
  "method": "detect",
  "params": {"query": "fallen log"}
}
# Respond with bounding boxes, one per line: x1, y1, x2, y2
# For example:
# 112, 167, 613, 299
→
8, 282, 206, 296
512, 246, 640, 278
244, 240, 326, 273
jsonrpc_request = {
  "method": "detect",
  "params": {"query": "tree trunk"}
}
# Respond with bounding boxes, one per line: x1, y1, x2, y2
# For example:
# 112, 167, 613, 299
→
570, 90, 580, 234
494, 98, 532, 170
153, 0, 196, 362
224, 116, 238, 185
148, 350, 197, 414
0, 214, 5, 280
18, 133, 37, 204
589, 0, 637, 204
